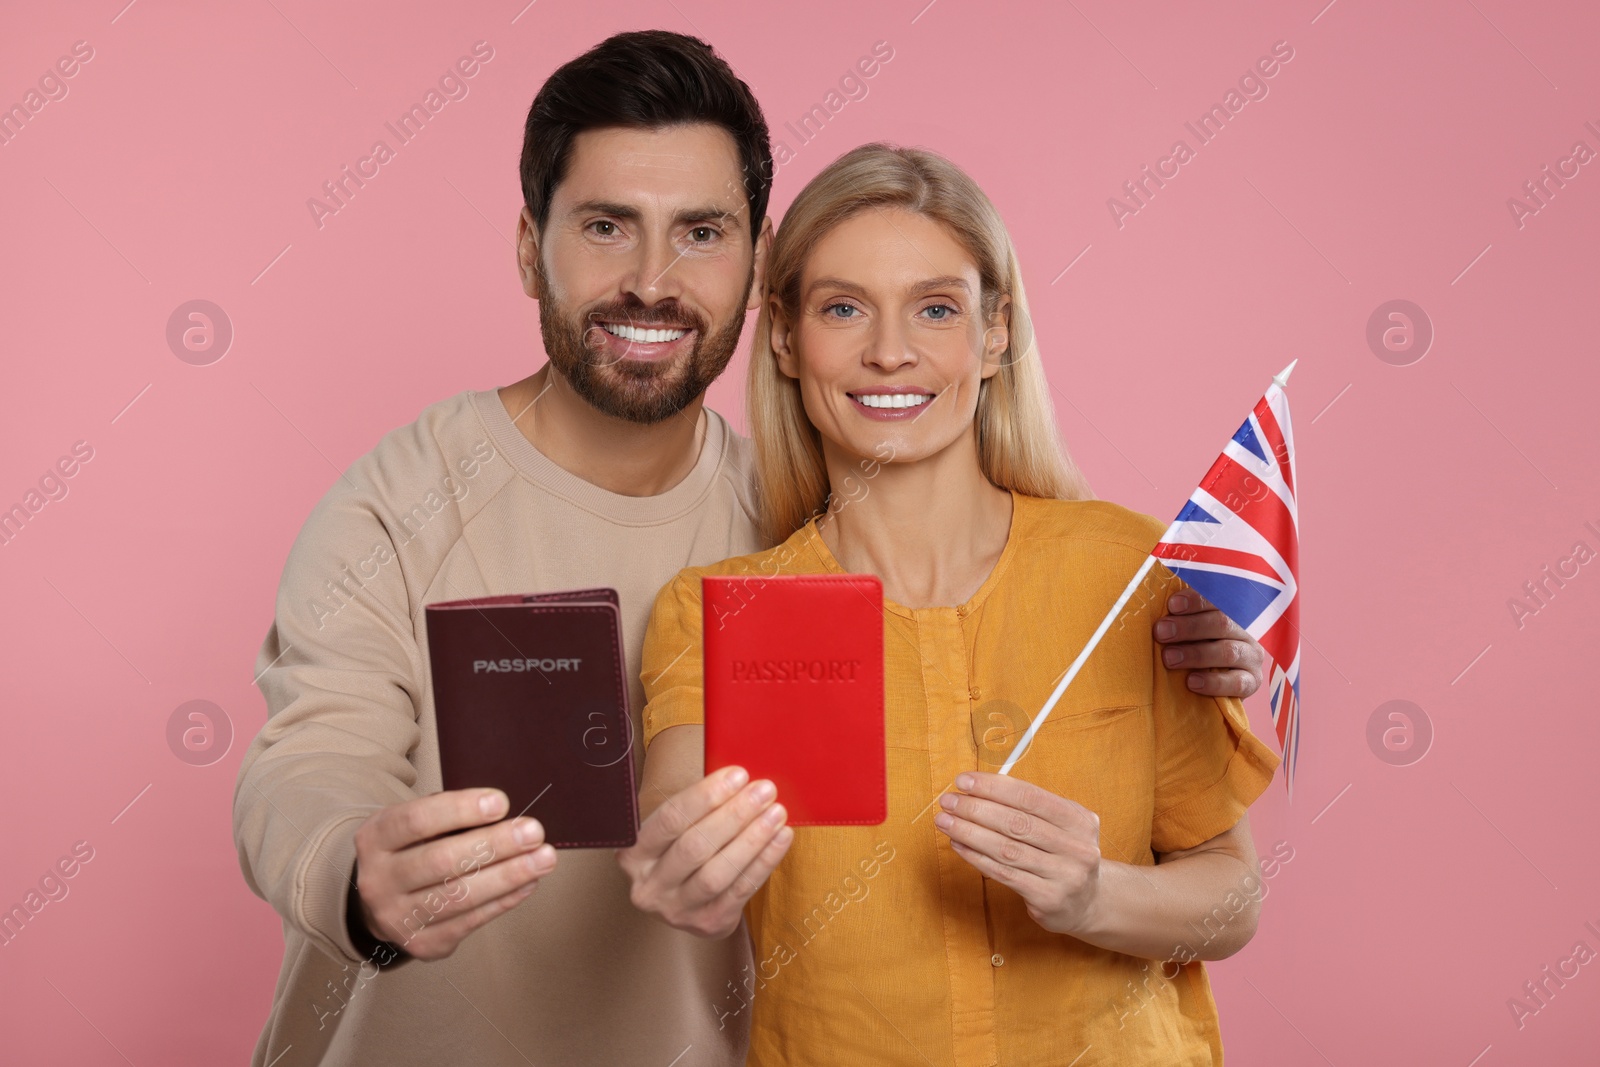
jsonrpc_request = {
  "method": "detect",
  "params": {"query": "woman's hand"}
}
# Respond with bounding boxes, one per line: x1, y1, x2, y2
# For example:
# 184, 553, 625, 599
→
616, 765, 794, 939
934, 771, 1104, 936
938, 773, 1266, 960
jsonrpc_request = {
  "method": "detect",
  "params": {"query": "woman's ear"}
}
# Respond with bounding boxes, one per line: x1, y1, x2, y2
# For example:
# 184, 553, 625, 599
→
771, 299, 800, 379
980, 294, 1011, 380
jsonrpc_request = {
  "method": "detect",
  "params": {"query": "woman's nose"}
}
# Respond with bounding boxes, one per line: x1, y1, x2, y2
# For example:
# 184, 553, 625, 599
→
864, 318, 917, 372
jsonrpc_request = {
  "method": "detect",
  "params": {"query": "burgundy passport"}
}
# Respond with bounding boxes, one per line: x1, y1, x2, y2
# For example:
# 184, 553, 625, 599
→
702, 574, 885, 826
424, 589, 638, 848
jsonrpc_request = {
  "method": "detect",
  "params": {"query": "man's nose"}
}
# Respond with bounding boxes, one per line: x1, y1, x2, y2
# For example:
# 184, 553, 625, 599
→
619, 229, 688, 305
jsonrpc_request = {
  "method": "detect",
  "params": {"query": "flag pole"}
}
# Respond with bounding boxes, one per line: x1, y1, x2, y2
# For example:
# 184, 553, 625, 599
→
998, 360, 1299, 777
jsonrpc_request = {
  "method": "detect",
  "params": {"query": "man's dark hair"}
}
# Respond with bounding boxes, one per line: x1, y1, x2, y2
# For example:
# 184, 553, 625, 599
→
520, 31, 773, 237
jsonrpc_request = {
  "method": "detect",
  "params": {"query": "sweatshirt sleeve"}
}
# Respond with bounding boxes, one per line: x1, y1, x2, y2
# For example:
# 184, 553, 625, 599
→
232, 481, 426, 966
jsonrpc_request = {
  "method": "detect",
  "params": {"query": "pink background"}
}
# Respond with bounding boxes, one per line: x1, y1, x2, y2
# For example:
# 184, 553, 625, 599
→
2, 0, 1596, 1063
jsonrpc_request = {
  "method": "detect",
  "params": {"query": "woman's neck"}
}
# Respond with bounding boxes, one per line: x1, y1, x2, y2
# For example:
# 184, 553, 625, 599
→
815, 431, 1014, 610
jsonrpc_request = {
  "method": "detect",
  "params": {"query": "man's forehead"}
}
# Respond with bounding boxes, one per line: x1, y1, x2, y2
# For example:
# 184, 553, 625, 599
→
560, 125, 746, 207
612, 151, 698, 174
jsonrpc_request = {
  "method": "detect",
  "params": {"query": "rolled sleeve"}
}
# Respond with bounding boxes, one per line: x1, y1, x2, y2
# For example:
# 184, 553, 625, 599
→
640, 572, 708, 748
1148, 642, 1281, 854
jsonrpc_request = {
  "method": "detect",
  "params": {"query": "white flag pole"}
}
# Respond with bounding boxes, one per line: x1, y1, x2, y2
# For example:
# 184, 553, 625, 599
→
997, 359, 1299, 777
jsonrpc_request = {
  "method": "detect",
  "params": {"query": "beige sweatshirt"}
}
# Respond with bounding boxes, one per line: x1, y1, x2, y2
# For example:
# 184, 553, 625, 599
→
233, 388, 765, 1066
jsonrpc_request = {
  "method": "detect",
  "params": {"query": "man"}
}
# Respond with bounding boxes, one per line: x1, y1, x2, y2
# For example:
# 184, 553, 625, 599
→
233, 30, 1266, 1067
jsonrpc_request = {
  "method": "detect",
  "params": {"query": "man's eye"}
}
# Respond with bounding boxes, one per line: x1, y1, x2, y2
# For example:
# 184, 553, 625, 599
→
689, 226, 718, 243
590, 220, 618, 236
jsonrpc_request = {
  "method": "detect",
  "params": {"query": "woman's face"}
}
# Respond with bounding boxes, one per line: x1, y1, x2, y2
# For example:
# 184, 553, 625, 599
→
772, 208, 1006, 468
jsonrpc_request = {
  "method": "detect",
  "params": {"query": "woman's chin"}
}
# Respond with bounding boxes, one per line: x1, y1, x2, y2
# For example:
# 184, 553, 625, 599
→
819, 424, 953, 473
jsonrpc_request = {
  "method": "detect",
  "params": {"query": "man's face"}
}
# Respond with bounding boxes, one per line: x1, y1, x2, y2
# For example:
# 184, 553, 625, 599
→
519, 123, 768, 424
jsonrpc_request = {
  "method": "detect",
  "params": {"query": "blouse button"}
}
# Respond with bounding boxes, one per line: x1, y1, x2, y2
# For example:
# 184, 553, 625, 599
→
968, 687, 981, 701
991, 953, 1005, 967
955, 605, 967, 618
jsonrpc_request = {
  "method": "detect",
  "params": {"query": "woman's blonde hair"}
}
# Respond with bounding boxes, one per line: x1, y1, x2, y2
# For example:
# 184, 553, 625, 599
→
748, 142, 1093, 544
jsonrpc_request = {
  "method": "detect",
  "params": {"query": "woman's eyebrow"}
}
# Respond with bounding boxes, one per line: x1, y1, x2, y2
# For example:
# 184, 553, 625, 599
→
907, 276, 972, 296
805, 276, 972, 298
807, 277, 870, 298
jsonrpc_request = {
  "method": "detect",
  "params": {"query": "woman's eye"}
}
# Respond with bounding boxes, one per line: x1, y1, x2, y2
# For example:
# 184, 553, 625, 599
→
922, 303, 958, 320
822, 302, 859, 319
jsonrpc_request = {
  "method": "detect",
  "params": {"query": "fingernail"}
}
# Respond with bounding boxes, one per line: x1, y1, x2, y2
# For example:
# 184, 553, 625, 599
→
752, 780, 777, 802
955, 774, 974, 792
763, 803, 786, 825
1155, 620, 1175, 640
514, 819, 542, 846
1188, 674, 1206, 690
1171, 594, 1188, 611
939, 793, 957, 811
934, 812, 954, 830
726, 766, 749, 789
480, 792, 506, 817
1163, 647, 1182, 666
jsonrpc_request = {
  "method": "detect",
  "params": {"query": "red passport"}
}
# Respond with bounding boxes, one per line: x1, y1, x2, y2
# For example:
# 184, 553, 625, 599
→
702, 574, 885, 826
425, 589, 639, 848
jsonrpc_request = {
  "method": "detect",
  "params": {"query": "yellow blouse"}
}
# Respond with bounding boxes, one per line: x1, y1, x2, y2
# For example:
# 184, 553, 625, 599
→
641, 491, 1281, 1066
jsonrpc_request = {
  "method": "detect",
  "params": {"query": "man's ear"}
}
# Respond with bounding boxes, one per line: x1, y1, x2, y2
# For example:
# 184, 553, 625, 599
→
516, 206, 542, 301
980, 294, 1011, 379
770, 298, 800, 380
748, 215, 775, 312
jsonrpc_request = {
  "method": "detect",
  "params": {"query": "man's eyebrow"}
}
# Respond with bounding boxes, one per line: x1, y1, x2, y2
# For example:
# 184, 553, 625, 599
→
566, 200, 745, 232
674, 205, 745, 232
569, 200, 640, 221
805, 275, 973, 298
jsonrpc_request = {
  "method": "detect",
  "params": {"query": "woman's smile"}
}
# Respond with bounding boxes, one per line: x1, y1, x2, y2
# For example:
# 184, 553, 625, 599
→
845, 387, 937, 419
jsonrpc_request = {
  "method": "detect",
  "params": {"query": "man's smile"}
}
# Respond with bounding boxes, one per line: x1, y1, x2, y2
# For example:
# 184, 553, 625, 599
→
599, 322, 690, 344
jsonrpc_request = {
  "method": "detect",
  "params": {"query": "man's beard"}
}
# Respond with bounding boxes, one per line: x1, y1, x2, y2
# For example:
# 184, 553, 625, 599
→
536, 266, 749, 426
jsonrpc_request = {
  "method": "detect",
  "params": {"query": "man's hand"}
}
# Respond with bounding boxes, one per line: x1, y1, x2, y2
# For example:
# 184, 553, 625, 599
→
934, 771, 1102, 936
352, 788, 556, 961
1155, 591, 1264, 698
616, 765, 792, 939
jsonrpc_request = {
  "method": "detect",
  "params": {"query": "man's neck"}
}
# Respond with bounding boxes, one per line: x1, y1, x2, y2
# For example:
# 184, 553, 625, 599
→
497, 365, 708, 497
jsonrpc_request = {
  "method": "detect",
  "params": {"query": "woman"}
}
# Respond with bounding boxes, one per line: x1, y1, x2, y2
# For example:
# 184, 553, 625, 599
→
618, 143, 1281, 1065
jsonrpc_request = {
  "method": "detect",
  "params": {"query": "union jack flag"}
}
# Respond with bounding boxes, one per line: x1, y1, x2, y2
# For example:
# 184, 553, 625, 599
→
1151, 362, 1301, 797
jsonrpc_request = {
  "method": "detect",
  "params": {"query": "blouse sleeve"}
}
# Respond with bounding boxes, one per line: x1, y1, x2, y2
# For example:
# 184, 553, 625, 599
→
640, 570, 708, 749
1147, 621, 1282, 853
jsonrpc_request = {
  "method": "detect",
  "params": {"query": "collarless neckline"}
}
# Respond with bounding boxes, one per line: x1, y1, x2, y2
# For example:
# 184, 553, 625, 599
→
796, 489, 1028, 620
471, 388, 728, 526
